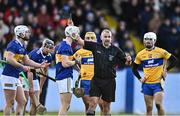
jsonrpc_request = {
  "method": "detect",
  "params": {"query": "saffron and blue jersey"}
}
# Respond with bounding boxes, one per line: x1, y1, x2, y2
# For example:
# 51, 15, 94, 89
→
73, 49, 94, 80
134, 47, 171, 83
55, 41, 74, 80
28, 48, 53, 79
2, 39, 27, 78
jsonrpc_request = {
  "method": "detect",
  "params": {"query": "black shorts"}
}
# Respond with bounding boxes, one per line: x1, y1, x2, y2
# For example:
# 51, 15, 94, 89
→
89, 77, 116, 102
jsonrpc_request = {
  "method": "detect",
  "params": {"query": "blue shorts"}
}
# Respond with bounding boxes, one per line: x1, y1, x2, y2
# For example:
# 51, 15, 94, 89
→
80, 80, 91, 95
141, 83, 163, 96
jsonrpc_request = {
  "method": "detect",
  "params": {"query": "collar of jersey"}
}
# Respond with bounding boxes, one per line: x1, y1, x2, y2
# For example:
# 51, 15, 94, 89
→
40, 47, 50, 58
145, 46, 156, 51
15, 38, 23, 47
39, 47, 46, 58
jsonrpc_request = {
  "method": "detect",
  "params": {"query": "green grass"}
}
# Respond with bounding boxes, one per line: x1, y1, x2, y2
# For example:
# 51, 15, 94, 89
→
0, 111, 140, 116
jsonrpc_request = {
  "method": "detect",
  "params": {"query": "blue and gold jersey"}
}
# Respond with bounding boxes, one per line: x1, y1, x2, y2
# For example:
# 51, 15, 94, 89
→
134, 47, 171, 83
2, 39, 27, 78
55, 41, 74, 80
73, 49, 94, 80
29, 48, 53, 79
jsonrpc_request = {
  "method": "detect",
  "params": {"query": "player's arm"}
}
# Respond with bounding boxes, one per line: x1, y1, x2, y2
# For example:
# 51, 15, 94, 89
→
6, 51, 25, 69
73, 52, 81, 72
39, 67, 48, 93
76, 37, 85, 46
23, 55, 49, 68
67, 15, 74, 26
166, 54, 178, 71
125, 53, 132, 65
131, 52, 145, 83
61, 55, 80, 68
132, 62, 142, 80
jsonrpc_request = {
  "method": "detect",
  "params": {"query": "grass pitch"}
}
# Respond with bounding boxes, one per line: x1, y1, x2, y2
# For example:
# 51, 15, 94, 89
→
0, 111, 140, 116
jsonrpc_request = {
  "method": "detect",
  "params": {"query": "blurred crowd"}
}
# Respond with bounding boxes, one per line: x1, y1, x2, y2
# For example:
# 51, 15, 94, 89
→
0, 0, 179, 70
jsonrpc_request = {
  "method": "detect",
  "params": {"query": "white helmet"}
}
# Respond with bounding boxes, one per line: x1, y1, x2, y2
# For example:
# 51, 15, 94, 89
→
65, 26, 80, 40
14, 25, 30, 39
143, 32, 157, 41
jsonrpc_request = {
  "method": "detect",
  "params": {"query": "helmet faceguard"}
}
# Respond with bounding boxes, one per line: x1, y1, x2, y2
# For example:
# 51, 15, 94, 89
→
42, 38, 54, 49
14, 25, 30, 41
143, 32, 157, 49
143, 32, 157, 41
65, 26, 80, 40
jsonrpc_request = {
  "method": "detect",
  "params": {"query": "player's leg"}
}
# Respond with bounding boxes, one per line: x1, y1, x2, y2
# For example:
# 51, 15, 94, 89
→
98, 98, 104, 115
1, 75, 18, 115
59, 93, 72, 115
100, 79, 115, 115
39, 74, 46, 94
100, 99, 111, 115
153, 83, 165, 116
26, 71, 36, 115
82, 95, 90, 111
144, 95, 153, 115
20, 73, 30, 115
29, 79, 41, 115
154, 92, 165, 116
29, 90, 40, 115
142, 83, 154, 115
3, 89, 16, 115
57, 77, 73, 115
80, 80, 91, 111
86, 78, 101, 116
23, 91, 29, 115
15, 86, 27, 115
29, 91, 37, 115
86, 96, 99, 115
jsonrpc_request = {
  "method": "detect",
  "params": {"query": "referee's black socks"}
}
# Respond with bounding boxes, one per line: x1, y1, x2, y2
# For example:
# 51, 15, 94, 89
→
86, 110, 95, 116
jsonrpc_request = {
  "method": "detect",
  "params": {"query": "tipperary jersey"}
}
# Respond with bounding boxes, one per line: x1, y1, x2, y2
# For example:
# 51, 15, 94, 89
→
2, 39, 27, 78
55, 41, 74, 80
29, 48, 53, 79
74, 49, 94, 80
134, 47, 171, 83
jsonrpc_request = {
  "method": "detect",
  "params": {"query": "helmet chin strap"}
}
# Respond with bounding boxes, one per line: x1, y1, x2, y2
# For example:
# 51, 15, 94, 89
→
146, 45, 155, 50
17, 35, 29, 41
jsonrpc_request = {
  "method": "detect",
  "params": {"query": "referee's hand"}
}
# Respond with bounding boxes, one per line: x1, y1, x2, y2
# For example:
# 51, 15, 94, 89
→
125, 53, 132, 65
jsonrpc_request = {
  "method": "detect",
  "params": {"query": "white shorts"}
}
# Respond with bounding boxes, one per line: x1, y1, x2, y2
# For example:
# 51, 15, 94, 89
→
22, 79, 40, 92
56, 77, 73, 93
0, 75, 22, 90
20, 76, 29, 91
33, 80, 40, 91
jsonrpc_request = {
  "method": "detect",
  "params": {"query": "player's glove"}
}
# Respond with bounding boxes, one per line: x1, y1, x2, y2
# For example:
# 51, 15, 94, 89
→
73, 87, 85, 98
72, 77, 84, 98
75, 59, 81, 65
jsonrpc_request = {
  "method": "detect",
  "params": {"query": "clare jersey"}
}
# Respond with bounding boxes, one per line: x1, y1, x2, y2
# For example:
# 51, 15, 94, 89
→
134, 47, 171, 83
29, 48, 53, 79
2, 39, 27, 78
74, 49, 94, 80
55, 41, 74, 80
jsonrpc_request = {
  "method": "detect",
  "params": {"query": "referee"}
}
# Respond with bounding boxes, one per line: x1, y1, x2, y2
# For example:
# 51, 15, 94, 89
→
76, 29, 132, 115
